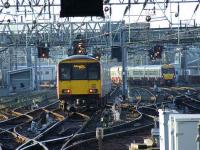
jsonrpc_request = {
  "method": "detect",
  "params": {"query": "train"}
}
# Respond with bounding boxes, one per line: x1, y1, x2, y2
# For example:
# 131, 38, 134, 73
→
110, 64, 176, 86
57, 55, 111, 110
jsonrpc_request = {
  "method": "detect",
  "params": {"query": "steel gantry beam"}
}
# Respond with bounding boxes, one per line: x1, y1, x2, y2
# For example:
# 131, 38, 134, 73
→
0, 21, 123, 47
0, 0, 200, 72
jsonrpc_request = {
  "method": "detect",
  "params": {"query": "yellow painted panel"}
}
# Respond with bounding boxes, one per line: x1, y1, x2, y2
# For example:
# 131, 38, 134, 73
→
58, 80, 101, 95
163, 74, 174, 80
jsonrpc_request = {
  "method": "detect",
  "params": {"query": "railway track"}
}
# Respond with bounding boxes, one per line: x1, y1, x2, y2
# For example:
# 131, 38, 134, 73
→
0, 101, 60, 149
0, 129, 25, 149
0, 114, 8, 122
12, 99, 59, 115
15, 105, 119, 149
129, 87, 157, 107
3, 85, 200, 150
61, 110, 154, 150
38, 109, 101, 150
36, 112, 89, 142
14, 107, 98, 150
0, 114, 32, 130
16, 140, 48, 150
0, 90, 57, 119
15, 109, 61, 139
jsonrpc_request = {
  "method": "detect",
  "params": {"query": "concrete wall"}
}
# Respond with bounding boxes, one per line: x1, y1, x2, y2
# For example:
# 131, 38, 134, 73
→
8, 68, 33, 92
0, 88, 9, 97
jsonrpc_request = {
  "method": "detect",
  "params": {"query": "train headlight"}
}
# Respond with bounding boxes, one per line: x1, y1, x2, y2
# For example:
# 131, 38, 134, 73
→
89, 89, 98, 93
62, 89, 71, 94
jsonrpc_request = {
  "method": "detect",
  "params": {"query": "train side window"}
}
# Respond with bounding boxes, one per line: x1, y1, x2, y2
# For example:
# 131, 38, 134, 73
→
59, 64, 71, 80
88, 63, 100, 80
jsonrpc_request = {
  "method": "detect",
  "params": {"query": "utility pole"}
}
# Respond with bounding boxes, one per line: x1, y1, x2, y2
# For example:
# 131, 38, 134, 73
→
121, 24, 128, 101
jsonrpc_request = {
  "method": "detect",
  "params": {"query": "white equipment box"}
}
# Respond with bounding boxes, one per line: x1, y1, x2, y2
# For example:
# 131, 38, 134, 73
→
159, 109, 178, 150
168, 114, 200, 150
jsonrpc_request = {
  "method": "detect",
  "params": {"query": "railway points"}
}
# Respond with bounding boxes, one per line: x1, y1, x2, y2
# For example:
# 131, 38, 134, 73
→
1, 1, 200, 149
0, 83, 200, 149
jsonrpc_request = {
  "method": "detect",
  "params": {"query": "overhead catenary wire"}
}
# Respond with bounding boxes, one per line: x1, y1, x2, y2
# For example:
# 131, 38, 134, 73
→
0, 1, 199, 49
186, 2, 199, 27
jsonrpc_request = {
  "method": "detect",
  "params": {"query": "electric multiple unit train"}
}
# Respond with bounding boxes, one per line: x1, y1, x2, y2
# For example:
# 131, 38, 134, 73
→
57, 54, 175, 110
110, 64, 176, 86
57, 55, 111, 110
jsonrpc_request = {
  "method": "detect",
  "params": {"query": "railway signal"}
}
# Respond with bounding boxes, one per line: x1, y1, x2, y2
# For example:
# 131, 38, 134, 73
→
153, 45, 163, 59
93, 50, 101, 60
73, 42, 87, 55
38, 47, 49, 58
148, 45, 163, 60
148, 48, 155, 60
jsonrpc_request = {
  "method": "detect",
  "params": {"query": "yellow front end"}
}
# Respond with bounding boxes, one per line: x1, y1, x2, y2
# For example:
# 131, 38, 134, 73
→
162, 73, 174, 80
57, 55, 103, 107
161, 64, 175, 85
58, 80, 101, 97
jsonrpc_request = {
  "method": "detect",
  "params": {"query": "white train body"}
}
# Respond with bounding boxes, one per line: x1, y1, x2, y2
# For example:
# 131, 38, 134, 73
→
110, 65, 175, 85
128, 65, 162, 79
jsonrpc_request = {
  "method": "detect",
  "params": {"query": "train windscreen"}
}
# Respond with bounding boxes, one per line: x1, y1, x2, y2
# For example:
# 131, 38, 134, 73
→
59, 63, 71, 80
162, 68, 175, 74
59, 63, 100, 80
88, 63, 100, 80
72, 64, 87, 79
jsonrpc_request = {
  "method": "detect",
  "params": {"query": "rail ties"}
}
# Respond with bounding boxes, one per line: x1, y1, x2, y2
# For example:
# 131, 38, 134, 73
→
16, 139, 48, 150
56, 108, 103, 149
60, 105, 155, 150
0, 114, 32, 130
15, 109, 61, 139
0, 128, 24, 149
0, 101, 59, 130
129, 87, 157, 106
0, 114, 8, 122
160, 87, 200, 113
25, 112, 91, 150
137, 106, 159, 118
35, 112, 89, 142
62, 117, 154, 150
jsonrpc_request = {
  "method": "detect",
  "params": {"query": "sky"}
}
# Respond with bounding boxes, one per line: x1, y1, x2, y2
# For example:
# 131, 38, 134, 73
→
104, 2, 200, 28
56, 1, 200, 28
0, 0, 200, 28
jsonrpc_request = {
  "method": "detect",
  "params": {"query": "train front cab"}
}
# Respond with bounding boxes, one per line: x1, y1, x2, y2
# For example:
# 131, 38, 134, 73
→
57, 60, 103, 110
161, 64, 176, 86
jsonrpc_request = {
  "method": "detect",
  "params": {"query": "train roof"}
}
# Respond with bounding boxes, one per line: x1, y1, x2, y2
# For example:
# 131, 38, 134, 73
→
59, 55, 98, 63
111, 64, 174, 70
111, 65, 161, 68
133, 65, 162, 69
